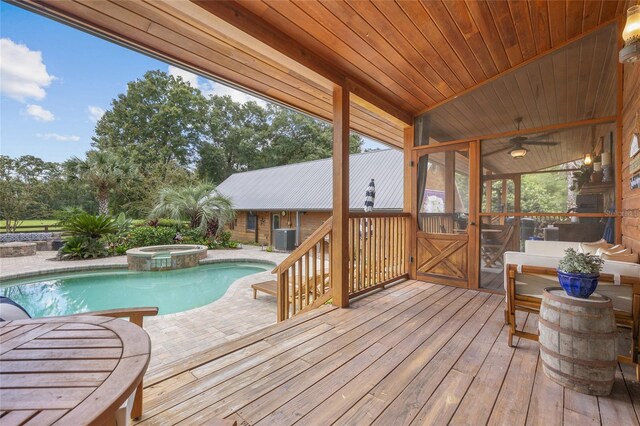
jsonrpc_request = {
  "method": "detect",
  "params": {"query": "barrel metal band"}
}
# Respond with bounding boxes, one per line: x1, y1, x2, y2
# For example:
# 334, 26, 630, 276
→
541, 360, 615, 387
538, 317, 616, 339
541, 302, 608, 320
540, 345, 617, 368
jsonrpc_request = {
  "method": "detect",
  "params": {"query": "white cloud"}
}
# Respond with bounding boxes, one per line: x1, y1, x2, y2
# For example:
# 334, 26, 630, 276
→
168, 65, 199, 87
36, 133, 80, 142
88, 105, 105, 123
167, 64, 264, 105
0, 38, 55, 102
26, 104, 54, 121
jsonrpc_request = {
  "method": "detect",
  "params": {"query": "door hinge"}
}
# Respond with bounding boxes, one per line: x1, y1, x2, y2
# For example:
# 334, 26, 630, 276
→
410, 160, 415, 167
409, 256, 414, 263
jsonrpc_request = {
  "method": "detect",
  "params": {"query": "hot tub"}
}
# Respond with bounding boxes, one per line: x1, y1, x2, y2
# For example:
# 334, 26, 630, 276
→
126, 245, 207, 271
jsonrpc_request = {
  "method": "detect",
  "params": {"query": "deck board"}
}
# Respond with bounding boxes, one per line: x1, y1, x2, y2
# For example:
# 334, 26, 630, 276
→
136, 281, 638, 426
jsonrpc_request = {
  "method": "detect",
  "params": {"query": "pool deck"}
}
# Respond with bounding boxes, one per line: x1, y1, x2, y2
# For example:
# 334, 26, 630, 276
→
0, 246, 288, 376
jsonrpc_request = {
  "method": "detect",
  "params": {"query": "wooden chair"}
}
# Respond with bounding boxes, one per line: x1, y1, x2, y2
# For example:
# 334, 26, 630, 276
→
69, 307, 158, 420
481, 224, 515, 267
505, 264, 639, 381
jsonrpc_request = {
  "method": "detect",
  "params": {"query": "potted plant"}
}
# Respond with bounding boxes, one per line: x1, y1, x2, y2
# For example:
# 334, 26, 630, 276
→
557, 248, 604, 298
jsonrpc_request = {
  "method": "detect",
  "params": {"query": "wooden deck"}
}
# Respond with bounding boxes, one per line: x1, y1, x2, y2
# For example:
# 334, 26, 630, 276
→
137, 280, 640, 425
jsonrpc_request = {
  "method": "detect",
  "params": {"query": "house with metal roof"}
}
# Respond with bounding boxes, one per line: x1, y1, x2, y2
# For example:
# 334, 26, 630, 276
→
217, 149, 402, 246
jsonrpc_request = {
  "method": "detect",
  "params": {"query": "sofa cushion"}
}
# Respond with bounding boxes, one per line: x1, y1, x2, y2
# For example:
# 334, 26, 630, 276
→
524, 240, 580, 257
579, 239, 613, 255
596, 245, 626, 255
601, 251, 639, 263
515, 272, 632, 313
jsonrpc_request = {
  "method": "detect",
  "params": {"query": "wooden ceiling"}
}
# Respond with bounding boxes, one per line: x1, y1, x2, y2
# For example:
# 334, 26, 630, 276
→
481, 122, 616, 175
425, 23, 618, 142
14, 0, 632, 147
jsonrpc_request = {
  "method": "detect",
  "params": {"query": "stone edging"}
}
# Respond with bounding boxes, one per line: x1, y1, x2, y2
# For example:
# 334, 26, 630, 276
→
0, 263, 128, 282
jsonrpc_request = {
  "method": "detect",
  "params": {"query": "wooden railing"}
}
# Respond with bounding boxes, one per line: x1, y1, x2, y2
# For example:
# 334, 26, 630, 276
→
273, 212, 410, 321
348, 213, 410, 297
418, 213, 455, 233
273, 218, 333, 322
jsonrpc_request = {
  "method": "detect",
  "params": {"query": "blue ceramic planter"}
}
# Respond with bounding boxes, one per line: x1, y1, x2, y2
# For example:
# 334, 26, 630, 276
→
557, 271, 600, 298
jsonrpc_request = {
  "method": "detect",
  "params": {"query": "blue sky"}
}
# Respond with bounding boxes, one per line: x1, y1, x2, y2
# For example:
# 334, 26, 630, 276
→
0, 2, 383, 163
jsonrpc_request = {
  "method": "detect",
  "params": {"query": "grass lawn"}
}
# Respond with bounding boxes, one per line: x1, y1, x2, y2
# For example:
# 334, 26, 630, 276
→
1, 219, 62, 233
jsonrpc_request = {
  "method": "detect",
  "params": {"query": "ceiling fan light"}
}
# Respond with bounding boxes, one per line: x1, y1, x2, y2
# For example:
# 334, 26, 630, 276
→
510, 147, 528, 159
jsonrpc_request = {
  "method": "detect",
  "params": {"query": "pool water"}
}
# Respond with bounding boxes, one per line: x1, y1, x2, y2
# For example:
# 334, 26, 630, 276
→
0, 262, 271, 317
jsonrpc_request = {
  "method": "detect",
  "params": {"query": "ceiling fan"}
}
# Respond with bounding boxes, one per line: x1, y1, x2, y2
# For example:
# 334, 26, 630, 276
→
485, 118, 559, 159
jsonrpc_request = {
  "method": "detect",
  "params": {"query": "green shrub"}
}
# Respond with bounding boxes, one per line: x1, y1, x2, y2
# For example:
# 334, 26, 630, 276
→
58, 236, 108, 260
63, 213, 117, 239
144, 218, 185, 230
125, 226, 175, 248
179, 228, 207, 245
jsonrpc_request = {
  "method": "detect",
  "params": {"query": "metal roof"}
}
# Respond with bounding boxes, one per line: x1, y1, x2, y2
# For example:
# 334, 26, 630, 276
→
217, 149, 403, 211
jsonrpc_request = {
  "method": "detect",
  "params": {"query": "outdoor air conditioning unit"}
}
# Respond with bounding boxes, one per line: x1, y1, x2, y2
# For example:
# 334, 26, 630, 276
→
274, 229, 296, 251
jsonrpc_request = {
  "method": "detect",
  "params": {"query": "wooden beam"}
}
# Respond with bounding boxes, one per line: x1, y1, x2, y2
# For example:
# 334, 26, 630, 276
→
403, 126, 416, 279
191, 0, 413, 126
413, 116, 618, 150
331, 85, 350, 308
416, 17, 620, 116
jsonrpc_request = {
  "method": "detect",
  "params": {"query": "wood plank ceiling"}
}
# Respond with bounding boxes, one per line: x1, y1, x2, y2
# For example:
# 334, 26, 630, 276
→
15, 0, 631, 148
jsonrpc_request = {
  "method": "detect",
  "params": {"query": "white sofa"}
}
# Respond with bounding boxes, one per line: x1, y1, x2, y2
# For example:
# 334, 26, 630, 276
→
504, 240, 640, 292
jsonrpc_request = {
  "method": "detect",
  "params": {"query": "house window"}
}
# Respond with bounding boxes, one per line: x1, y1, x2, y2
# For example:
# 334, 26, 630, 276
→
246, 212, 257, 231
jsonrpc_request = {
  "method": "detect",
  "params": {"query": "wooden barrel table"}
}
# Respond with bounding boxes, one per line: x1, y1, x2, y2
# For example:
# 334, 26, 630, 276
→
538, 287, 617, 396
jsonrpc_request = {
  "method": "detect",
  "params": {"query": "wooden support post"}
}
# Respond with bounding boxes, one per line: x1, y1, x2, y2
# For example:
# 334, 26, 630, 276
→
404, 125, 416, 279
484, 172, 493, 224
513, 175, 522, 252
615, 16, 624, 245
331, 85, 350, 308
468, 140, 480, 289
444, 151, 456, 220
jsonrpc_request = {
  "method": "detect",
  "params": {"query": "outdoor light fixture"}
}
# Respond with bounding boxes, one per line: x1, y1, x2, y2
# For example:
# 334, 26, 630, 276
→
620, 5, 640, 63
509, 146, 528, 159
584, 153, 593, 165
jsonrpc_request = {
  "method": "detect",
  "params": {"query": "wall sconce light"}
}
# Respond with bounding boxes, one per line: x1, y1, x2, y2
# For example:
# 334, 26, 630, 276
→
620, 5, 640, 63
584, 153, 593, 165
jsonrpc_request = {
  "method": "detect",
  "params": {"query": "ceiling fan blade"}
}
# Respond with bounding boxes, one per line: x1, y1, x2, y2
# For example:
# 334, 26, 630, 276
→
521, 141, 559, 146
483, 145, 513, 156
527, 130, 558, 140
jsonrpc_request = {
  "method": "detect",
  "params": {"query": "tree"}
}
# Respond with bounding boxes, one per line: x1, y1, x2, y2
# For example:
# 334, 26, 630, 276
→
196, 102, 363, 183
150, 182, 235, 235
92, 70, 208, 176
262, 105, 362, 166
0, 156, 61, 230
67, 150, 136, 215
197, 96, 269, 183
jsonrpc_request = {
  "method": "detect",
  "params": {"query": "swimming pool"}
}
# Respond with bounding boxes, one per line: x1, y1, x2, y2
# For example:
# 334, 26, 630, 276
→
0, 261, 272, 317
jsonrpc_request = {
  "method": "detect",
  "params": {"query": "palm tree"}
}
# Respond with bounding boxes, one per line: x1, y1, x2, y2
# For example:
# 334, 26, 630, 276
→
67, 150, 135, 215
150, 182, 235, 235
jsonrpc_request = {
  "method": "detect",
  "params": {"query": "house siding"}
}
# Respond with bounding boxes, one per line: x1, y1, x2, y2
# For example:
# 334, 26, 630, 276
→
226, 210, 330, 246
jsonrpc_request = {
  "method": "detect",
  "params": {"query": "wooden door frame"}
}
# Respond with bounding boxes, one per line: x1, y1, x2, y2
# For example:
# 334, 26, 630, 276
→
411, 140, 480, 289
